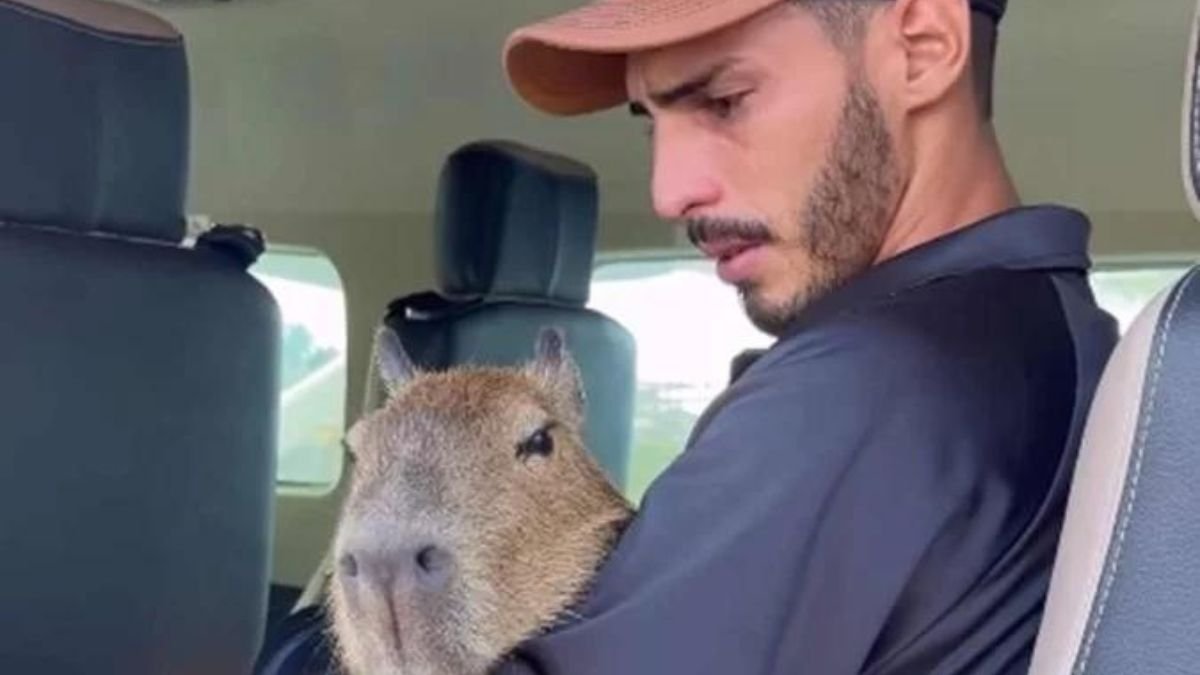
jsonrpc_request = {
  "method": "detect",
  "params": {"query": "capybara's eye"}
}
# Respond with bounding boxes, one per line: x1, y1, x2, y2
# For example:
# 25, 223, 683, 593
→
516, 425, 555, 460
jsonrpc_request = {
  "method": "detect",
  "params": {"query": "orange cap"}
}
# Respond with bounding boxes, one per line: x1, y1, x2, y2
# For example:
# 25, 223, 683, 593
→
503, 0, 784, 116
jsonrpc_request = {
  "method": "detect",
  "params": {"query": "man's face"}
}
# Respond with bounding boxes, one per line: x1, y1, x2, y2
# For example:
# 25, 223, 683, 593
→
626, 4, 901, 335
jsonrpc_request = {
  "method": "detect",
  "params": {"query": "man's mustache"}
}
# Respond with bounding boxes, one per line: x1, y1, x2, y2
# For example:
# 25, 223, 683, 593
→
686, 218, 775, 248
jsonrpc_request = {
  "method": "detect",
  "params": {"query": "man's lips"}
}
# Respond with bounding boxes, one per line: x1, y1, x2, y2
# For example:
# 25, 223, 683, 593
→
695, 237, 769, 284
696, 237, 765, 262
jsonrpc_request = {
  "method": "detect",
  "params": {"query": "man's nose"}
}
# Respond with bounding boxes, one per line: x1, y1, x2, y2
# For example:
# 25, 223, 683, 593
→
650, 130, 722, 220
338, 542, 456, 594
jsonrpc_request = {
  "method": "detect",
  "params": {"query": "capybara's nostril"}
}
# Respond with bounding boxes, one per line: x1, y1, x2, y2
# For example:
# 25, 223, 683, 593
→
414, 545, 454, 589
338, 552, 359, 579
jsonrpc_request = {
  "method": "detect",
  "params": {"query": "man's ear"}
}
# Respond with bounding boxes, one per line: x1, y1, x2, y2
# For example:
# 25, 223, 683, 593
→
882, 0, 972, 113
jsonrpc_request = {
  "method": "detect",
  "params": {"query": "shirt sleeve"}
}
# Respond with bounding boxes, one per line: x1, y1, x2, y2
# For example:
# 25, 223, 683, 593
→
495, 318, 987, 675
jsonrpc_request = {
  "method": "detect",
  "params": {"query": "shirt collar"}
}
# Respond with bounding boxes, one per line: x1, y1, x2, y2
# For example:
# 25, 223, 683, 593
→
782, 204, 1094, 337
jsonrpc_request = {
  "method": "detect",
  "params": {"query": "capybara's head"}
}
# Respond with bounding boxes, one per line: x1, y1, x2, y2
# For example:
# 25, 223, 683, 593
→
329, 327, 632, 675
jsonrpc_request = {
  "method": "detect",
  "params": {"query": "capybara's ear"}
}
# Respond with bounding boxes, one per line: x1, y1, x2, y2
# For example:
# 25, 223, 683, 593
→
532, 326, 585, 415
535, 325, 566, 366
374, 326, 418, 396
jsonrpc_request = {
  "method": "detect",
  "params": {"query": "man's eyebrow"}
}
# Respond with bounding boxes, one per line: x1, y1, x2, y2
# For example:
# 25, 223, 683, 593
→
628, 59, 739, 117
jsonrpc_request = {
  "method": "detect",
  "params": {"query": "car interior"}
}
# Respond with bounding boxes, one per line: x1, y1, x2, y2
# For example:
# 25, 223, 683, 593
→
0, 0, 1197, 673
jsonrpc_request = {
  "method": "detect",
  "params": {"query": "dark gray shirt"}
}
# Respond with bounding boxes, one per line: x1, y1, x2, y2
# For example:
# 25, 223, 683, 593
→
498, 205, 1119, 675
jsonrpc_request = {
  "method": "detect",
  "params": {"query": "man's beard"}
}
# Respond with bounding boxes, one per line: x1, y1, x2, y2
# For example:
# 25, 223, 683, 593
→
687, 76, 900, 336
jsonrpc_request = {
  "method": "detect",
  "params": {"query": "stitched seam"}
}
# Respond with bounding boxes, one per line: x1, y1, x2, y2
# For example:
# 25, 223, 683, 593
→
1073, 267, 1199, 673
0, 1, 180, 47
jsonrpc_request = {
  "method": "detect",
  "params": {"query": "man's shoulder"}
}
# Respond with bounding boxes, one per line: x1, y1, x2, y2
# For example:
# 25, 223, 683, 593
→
686, 267, 1086, 477
720, 267, 1084, 441
761, 267, 1077, 377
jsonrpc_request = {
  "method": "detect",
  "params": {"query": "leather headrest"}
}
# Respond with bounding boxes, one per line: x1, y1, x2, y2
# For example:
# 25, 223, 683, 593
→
0, 0, 188, 242
1185, 0, 1200, 220
434, 140, 599, 306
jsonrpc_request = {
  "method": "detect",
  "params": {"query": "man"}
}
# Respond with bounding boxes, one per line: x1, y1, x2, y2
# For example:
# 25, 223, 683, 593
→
498, 0, 1118, 673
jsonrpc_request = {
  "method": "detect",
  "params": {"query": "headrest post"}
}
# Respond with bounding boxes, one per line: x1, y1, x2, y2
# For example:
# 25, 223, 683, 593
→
1182, 0, 1200, 220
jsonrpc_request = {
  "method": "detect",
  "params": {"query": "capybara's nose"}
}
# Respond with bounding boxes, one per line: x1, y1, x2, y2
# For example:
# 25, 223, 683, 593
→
412, 544, 454, 589
339, 543, 455, 593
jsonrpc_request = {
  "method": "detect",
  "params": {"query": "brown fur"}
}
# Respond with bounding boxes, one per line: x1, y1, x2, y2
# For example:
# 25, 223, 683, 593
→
329, 331, 633, 675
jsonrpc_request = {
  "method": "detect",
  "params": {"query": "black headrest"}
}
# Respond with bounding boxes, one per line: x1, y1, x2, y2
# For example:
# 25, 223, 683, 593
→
434, 140, 599, 306
0, 0, 188, 242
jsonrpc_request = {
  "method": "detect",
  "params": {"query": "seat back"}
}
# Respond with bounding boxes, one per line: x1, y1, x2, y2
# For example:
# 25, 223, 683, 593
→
0, 2, 279, 673
1027, 7, 1200, 671
371, 140, 636, 483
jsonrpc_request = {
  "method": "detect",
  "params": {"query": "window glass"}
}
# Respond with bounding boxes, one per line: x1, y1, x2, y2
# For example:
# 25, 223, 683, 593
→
589, 258, 771, 501
250, 249, 348, 488
1090, 265, 1190, 332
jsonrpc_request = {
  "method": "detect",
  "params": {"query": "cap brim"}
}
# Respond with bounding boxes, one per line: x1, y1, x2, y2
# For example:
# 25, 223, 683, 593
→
503, 0, 783, 116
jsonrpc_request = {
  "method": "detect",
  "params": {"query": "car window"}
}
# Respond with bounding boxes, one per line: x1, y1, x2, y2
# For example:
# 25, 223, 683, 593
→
250, 248, 348, 489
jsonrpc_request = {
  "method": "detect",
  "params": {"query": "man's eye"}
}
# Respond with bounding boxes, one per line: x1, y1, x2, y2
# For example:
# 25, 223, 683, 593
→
706, 93, 748, 120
